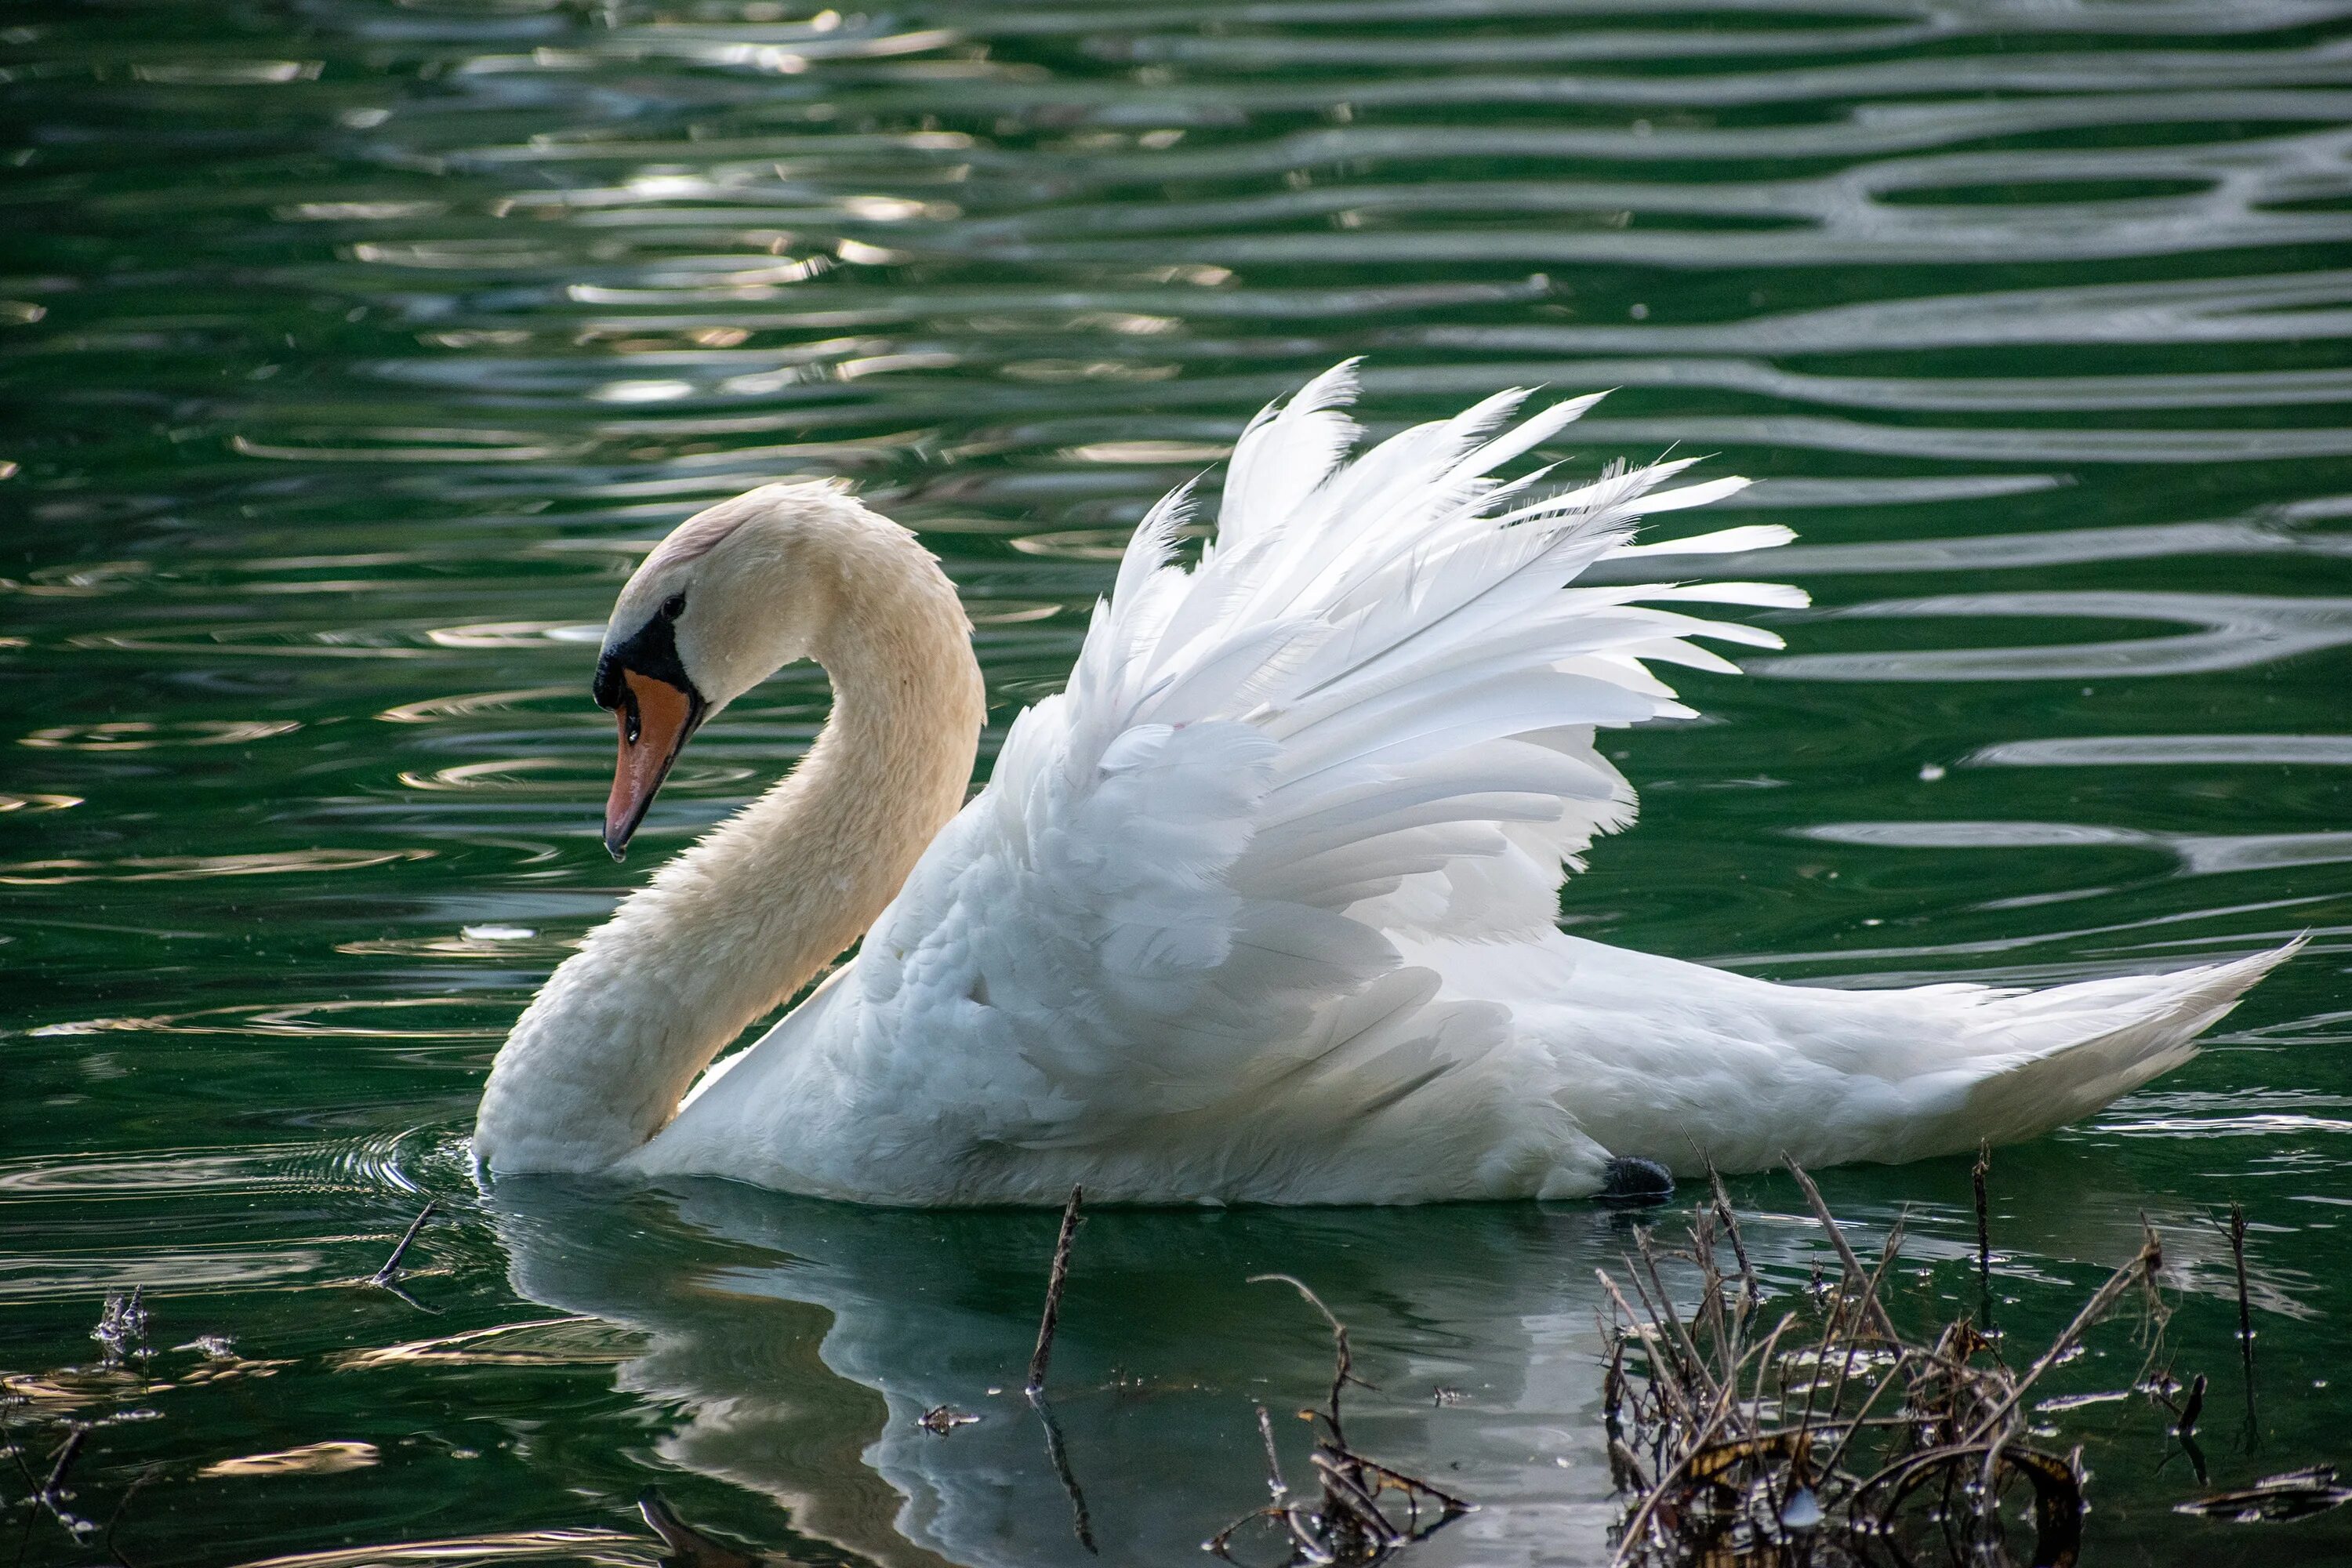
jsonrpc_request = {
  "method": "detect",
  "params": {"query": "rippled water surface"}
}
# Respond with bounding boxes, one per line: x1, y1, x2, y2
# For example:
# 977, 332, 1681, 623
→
5, 1, 2352, 1562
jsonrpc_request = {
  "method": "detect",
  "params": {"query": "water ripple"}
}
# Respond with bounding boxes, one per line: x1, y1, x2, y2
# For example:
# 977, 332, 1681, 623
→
1761, 592, 2352, 680
1593, 509, 2352, 583
1798, 820, 2352, 877
1968, 734, 2352, 768
0, 850, 434, 885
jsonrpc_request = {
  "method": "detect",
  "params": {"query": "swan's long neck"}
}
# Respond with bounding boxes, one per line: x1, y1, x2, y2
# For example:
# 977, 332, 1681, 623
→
475, 533, 984, 1173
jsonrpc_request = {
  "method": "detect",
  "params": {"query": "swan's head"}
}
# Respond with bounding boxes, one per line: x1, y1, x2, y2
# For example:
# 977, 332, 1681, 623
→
591, 481, 855, 858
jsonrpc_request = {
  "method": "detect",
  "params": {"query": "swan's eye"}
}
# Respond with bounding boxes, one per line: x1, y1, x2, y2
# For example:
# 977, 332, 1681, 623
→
661, 592, 686, 620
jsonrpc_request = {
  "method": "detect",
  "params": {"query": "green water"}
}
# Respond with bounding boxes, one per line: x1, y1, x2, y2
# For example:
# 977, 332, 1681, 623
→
4, 0, 2350, 1562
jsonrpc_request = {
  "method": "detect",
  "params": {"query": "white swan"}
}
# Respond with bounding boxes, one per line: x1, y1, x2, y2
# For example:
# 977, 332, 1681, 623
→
474, 365, 2293, 1204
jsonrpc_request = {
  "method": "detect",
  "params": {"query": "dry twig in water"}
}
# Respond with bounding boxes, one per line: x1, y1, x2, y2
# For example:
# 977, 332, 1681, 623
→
370, 1202, 439, 1288
1604, 1161, 2176, 1568
1207, 1276, 1470, 1565
1972, 1142, 1994, 1322
1027, 1186, 1083, 1399
1021, 1185, 1096, 1553
2226, 1200, 2254, 1363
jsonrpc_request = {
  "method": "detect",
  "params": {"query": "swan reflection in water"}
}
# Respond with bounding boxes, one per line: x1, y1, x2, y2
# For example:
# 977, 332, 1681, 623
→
481, 1155, 2264, 1568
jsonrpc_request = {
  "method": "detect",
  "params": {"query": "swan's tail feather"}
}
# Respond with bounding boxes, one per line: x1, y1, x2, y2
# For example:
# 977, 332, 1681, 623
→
1926, 937, 2304, 1160
1526, 933, 2301, 1180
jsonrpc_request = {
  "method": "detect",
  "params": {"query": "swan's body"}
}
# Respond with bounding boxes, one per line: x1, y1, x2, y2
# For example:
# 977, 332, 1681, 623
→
475, 367, 2292, 1204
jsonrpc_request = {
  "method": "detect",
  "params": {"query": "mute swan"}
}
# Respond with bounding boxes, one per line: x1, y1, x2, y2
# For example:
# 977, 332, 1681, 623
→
474, 365, 2293, 1203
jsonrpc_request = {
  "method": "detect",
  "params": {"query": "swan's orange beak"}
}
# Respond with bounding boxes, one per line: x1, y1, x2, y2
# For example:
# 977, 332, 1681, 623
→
604, 670, 702, 859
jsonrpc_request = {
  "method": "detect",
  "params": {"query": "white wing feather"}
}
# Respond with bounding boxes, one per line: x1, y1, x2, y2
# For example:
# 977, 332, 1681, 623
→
844, 368, 1791, 1171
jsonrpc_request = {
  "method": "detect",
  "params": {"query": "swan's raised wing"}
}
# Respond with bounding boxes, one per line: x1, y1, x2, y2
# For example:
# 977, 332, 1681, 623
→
845, 365, 1802, 1189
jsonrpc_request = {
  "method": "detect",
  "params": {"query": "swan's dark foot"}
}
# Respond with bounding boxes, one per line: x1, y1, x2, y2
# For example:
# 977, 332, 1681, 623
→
1599, 1156, 1675, 1206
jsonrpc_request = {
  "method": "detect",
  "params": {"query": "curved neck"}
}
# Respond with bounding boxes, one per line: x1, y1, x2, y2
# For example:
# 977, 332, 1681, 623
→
477, 534, 984, 1174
